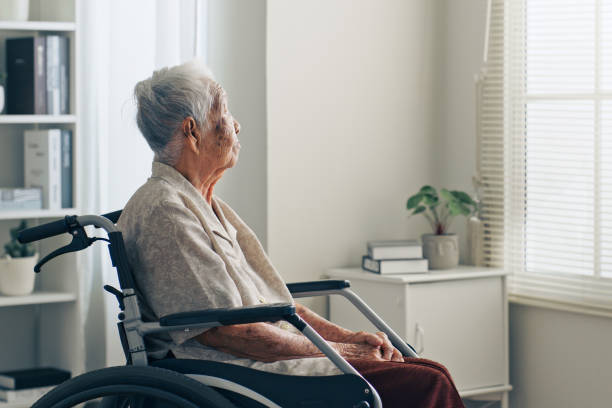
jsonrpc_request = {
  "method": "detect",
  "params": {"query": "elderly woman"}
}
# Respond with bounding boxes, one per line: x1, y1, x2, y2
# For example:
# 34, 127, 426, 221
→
118, 61, 463, 408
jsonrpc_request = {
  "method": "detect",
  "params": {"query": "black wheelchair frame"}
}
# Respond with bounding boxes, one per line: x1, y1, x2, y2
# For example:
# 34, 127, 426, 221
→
18, 211, 419, 407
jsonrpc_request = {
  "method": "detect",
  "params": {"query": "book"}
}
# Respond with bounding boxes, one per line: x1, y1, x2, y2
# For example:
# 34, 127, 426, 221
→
44, 35, 70, 114
60, 129, 72, 208
58, 36, 70, 114
6, 37, 47, 114
24, 129, 62, 209
0, 385, 54, 402
0, 188, 42, 211
362, 255, 428, 274
367, 240, 422, 260
0, 367, 70, 390
46, 35, 61, 115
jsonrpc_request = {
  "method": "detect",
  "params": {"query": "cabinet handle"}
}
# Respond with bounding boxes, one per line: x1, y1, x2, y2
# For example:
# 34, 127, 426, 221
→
414, 323, 425, 354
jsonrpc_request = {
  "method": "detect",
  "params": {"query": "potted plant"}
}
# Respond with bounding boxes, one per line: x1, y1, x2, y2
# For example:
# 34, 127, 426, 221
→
407, 185, 477, 269
0, 220, 38, 295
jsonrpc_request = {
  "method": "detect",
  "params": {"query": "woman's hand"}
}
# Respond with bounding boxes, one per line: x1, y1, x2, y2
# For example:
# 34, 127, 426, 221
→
292, 303, 403, 362
343, 331, 383, 347
341, 331, 403, 362
332, 342, 386, 361
374, 332, 403, 362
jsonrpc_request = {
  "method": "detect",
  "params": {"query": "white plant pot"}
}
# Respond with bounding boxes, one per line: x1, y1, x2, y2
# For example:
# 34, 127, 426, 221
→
422, 234, 459, 270
0, 254, 38, 296
0, 0, 30, 21
0, 85, 4, 113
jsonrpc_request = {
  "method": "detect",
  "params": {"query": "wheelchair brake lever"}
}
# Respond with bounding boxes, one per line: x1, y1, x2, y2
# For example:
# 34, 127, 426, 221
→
103, 285, 125, 311
34, 226, 96, 272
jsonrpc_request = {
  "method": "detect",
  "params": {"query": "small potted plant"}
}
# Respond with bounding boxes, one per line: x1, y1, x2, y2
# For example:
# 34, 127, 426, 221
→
407, 185, 477, 269
0, 220, 38, 296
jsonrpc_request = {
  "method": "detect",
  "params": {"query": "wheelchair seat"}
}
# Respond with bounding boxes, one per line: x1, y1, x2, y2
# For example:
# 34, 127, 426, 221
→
152, 358, 374, 408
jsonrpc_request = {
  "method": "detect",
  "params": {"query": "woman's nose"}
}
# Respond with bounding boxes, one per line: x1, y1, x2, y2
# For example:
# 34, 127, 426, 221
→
234, 119, 241, 135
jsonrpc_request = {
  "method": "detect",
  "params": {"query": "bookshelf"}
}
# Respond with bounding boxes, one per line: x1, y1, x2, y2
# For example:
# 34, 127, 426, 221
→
0, 0, 84, 404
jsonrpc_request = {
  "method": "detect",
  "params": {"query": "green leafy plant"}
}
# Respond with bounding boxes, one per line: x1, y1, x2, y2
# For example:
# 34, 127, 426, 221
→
3, 220, 36, 258
407, 185, 478, 235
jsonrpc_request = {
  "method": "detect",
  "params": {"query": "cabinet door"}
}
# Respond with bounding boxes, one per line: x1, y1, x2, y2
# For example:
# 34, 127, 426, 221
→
406, 277, 505, 391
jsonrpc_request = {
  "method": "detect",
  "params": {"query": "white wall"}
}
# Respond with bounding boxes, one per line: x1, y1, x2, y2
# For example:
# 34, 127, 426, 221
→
208, 0, 268, 248
434, 1, 612, 407
510, 304, 612, 407
267, 0, 439, 314
435, 0, 488, 263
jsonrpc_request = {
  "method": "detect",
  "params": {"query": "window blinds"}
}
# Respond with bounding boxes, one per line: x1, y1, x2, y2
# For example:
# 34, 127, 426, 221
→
480, 0, 612, 310
477, 0, 506, 268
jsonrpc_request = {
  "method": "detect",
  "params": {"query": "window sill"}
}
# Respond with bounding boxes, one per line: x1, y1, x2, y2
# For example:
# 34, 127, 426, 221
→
509, 272, 612, 319
509, 293, 612, 319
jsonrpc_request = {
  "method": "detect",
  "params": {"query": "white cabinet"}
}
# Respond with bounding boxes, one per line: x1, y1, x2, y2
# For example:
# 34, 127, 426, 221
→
327, 266, 511, 407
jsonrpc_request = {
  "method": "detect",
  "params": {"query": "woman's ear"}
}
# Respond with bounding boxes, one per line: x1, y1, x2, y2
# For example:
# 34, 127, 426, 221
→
182, 117, 201, 153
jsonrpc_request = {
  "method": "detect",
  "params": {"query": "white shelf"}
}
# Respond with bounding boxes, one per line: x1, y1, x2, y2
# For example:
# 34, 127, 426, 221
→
0, 21, 76, 31
0, 291, 76, 307
0, 209, 77, 220
0, 115, 76, 124
0, 400, 37, 408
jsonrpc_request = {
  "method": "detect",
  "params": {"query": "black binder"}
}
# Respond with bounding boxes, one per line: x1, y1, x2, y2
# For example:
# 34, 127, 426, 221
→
6, 37, 46, 114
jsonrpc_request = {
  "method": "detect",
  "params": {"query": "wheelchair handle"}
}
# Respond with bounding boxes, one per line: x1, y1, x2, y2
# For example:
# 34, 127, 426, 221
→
18, 214, 118, 244
18, 216, 73, 244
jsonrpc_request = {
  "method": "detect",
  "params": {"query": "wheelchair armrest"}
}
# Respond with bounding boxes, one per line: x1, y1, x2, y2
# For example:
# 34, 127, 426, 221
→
159, 302, 295, 327
286, 280, 350, 294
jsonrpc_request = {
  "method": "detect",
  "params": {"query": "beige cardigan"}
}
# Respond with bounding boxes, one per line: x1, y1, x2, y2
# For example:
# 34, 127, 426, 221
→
117, 161, 339, 375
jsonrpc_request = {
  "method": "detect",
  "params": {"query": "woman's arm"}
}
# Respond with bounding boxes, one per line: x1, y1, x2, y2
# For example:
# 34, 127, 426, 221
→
196, 322, 386, 363
295, 303, 403, 362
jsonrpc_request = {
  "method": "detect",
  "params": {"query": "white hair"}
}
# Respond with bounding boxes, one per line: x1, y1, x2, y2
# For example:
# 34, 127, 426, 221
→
134, 60, 219, 165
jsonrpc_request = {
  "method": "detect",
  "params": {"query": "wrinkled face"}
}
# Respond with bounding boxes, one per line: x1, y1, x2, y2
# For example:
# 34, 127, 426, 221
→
202, 87, 241, 170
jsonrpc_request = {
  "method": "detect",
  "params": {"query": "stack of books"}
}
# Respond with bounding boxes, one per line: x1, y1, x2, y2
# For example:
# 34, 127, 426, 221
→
0, 188, 42, 211
0, 367, 70, 403
24, 129, 72, 209
6, 35, 70, 115
362, 240, 429, 274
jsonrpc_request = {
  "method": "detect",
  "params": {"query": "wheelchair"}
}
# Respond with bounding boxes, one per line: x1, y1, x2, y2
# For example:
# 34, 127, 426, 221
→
17, 211, 419, 408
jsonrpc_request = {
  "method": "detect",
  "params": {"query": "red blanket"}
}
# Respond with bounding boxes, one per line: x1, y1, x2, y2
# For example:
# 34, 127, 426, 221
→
349, 358, 465, 408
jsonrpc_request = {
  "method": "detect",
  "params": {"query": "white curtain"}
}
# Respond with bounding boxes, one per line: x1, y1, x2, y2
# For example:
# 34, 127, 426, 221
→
78, 0, 207, 370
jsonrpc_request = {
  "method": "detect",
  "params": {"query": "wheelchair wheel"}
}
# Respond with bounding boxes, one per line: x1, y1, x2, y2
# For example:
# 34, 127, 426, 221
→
31, 365, 238, 408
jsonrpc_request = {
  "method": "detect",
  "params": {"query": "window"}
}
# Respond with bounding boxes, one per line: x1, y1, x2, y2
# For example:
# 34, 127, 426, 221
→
479, 0, 612, 312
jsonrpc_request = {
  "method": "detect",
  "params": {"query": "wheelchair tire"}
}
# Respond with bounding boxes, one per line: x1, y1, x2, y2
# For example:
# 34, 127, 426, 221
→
31, 365, 238, 408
